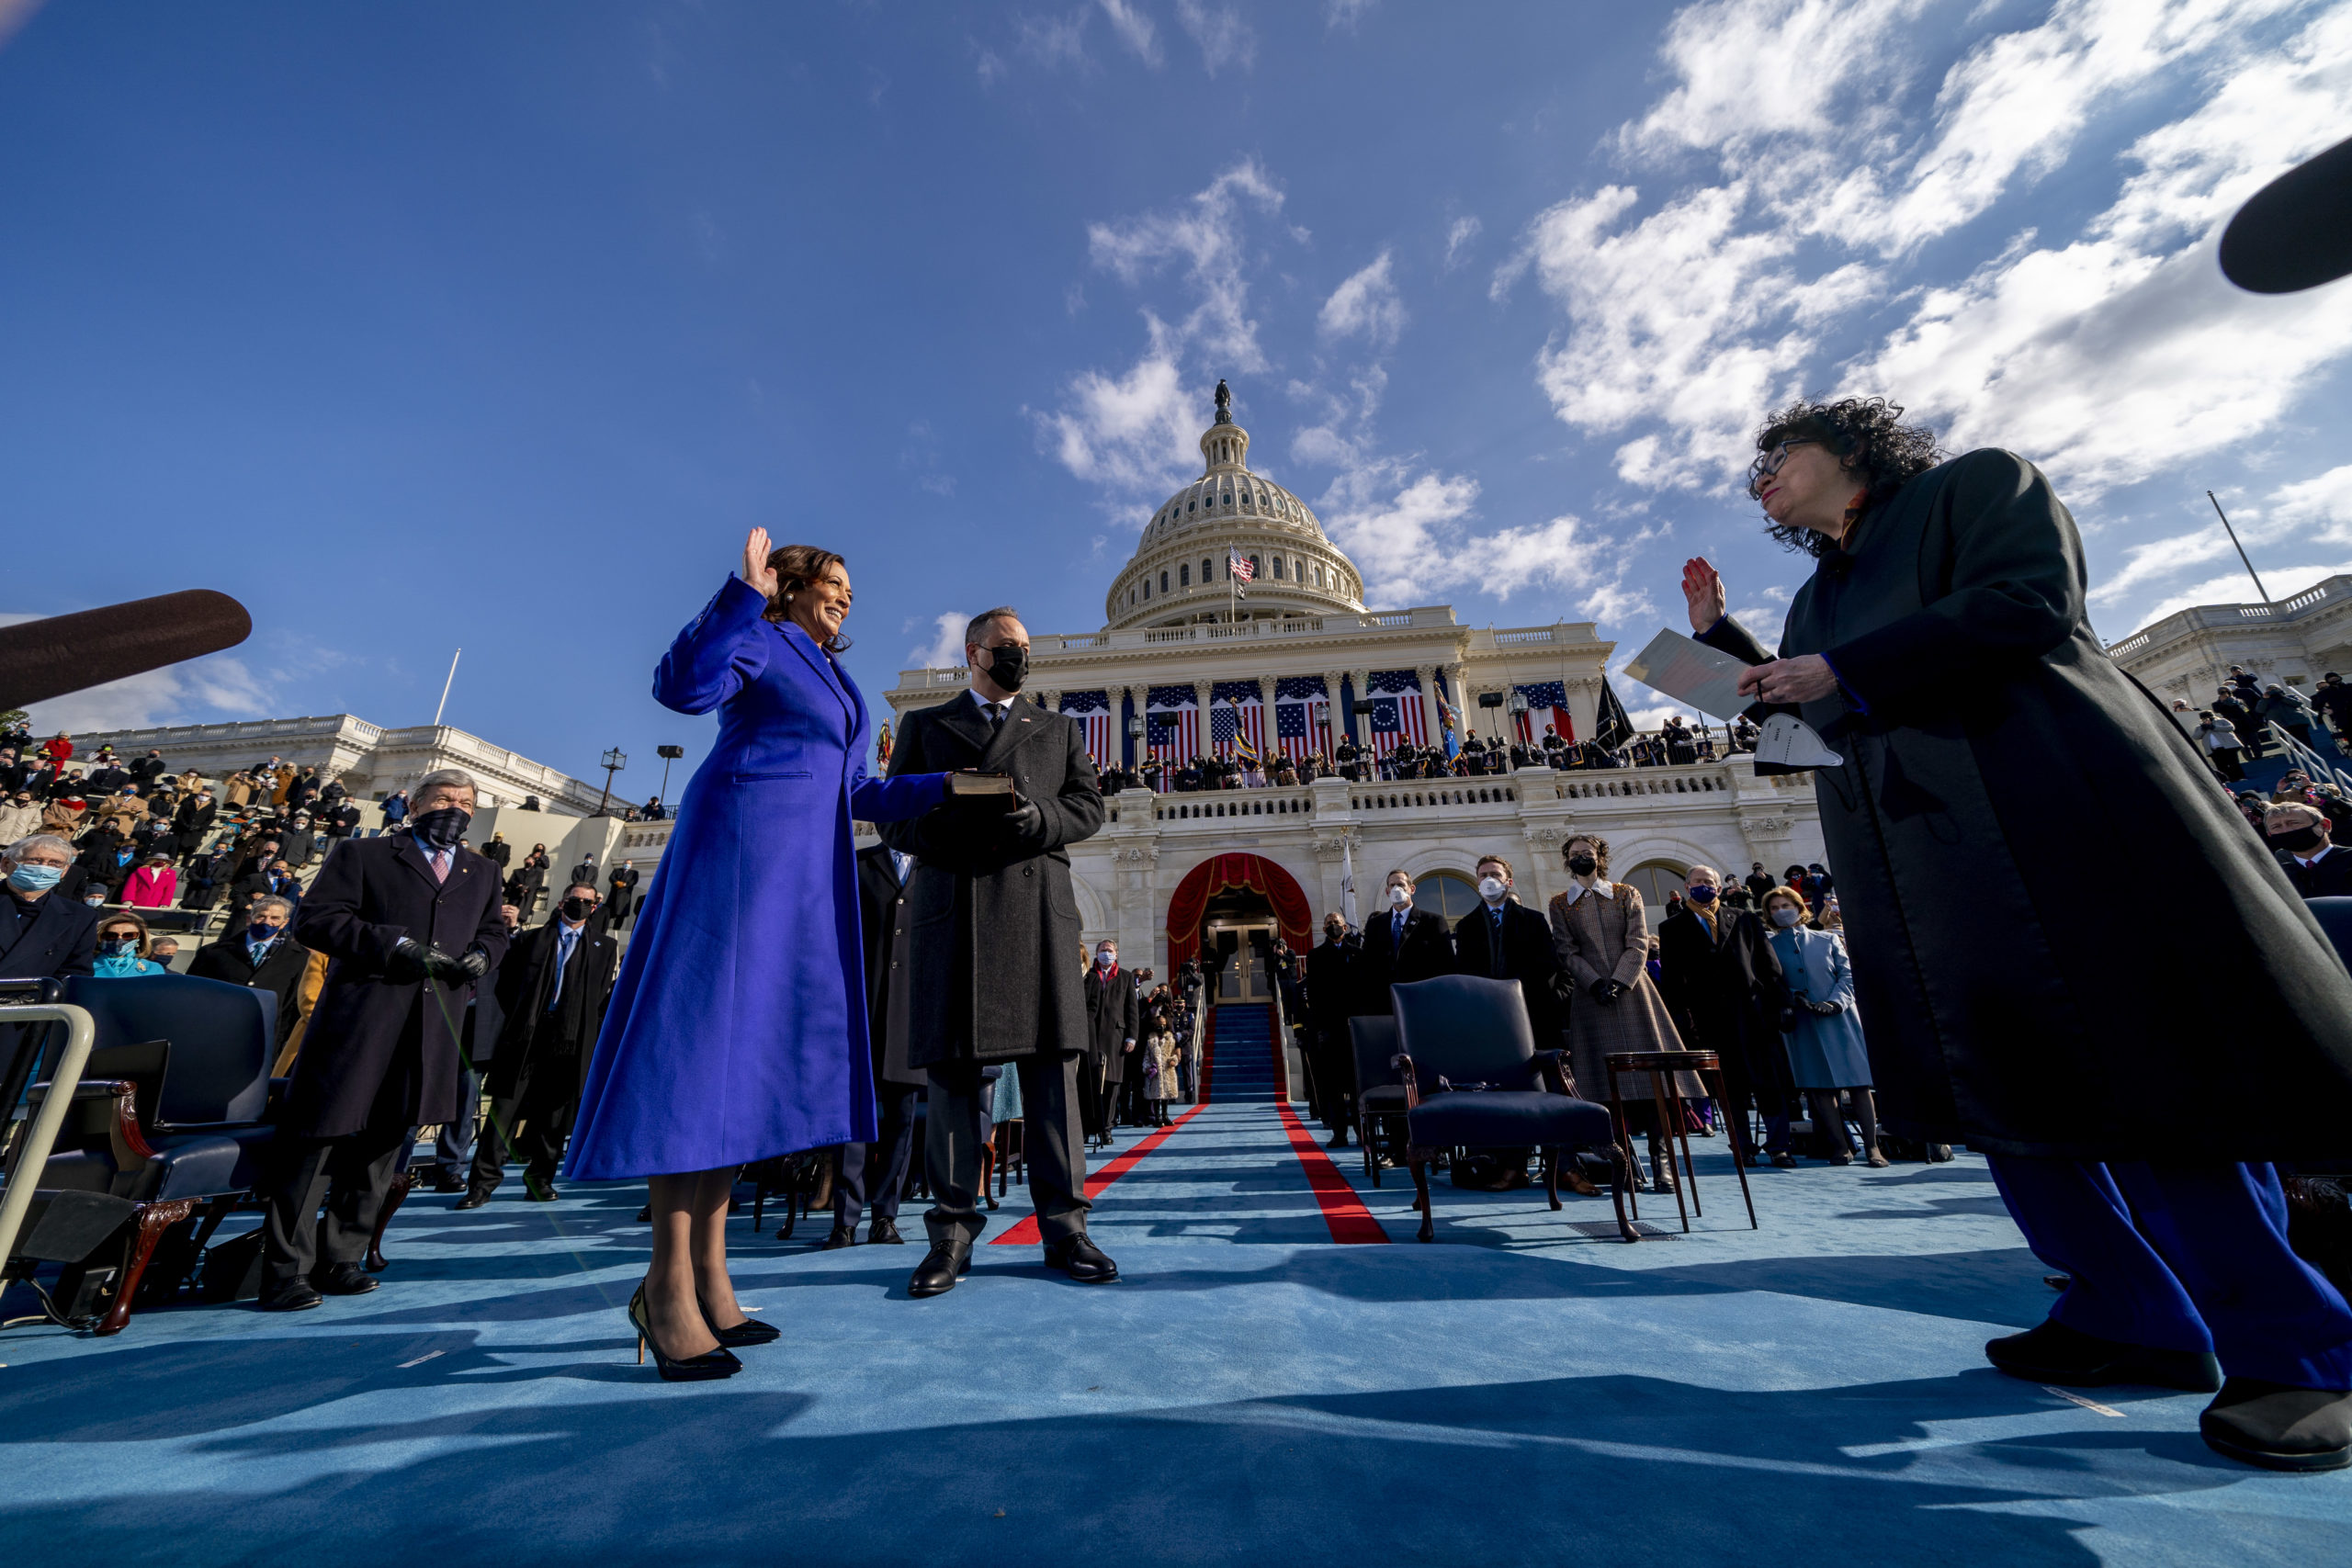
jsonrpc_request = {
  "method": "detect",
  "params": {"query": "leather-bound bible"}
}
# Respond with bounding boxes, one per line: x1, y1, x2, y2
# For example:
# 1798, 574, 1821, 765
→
945, 773, 1015, 797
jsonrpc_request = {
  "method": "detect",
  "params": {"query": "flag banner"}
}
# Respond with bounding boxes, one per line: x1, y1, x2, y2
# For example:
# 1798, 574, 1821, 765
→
1057, 689, 1115, 772
1364, 669, 1428, 757
1595, 677, 1636, 750
1511, 681, 1573, 744
1146, 683, 1200, 761
1272, 675, 1330, 761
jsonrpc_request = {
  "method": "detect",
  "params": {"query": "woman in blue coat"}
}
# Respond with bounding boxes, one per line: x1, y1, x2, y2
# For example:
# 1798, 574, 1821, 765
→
1760, 886, 1884, 1168
567, 529, 947, 1379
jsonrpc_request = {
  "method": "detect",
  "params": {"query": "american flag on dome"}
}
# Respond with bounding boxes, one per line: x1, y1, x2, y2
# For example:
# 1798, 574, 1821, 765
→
1511, 681, 1573, 744
1272, 674, 1329, 761
1363, 669, 1428, 758
1057, 690, 1115, 772
1227, 548, 1254, 597
1146, 684, 1199, 762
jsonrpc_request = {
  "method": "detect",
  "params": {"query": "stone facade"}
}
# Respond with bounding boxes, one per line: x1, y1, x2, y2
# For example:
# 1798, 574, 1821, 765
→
2108, 574, 2352, 704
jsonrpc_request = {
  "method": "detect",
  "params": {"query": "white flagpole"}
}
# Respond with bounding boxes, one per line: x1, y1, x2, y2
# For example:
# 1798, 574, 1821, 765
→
434, 649, 462, 727
1340, 836, 1359, 929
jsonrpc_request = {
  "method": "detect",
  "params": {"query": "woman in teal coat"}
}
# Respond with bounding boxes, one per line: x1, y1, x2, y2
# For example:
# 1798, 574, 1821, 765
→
1759, 886, 1882, 1167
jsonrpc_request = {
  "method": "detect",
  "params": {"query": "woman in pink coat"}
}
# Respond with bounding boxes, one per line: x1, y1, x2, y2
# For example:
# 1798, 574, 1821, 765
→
120, 853, 178, 908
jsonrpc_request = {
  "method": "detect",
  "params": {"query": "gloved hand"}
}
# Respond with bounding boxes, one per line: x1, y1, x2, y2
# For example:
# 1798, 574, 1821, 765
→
454, 946, 492, 983
388, 938, 433, 984
1808, 998, 1842, 1017
1002, 800, 1046, 846
421, 945, 470, 984
1589, 977, 1620, 1004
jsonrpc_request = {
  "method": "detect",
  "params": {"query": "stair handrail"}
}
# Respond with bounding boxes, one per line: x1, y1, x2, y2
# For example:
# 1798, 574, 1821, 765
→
0, 1003, 98, 1269
2265, 721, 2352, 795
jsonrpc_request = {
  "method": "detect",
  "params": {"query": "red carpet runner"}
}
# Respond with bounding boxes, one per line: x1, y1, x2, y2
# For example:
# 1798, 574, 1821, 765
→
989, 1102, 1209, 1246
1275, 1100, 1390, 1244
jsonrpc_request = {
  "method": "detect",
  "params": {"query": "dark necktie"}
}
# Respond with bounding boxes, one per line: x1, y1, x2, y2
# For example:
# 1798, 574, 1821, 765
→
989, 702, 1007, 735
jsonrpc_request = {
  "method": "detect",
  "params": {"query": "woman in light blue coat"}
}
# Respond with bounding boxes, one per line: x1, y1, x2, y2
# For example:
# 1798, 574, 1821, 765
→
1761, 886, 1885, 1167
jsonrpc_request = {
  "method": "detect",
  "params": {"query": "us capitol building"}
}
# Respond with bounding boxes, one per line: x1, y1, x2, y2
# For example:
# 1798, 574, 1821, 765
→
874, 387, 1830, 989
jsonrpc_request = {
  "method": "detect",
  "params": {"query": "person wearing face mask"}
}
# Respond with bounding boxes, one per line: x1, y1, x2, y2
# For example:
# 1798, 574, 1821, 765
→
257, 767, 511, 1313
92, 912, 166, 977
0, 791, 41, 846
1357, 869, 1455, 1022
1761, 886, 1885, 1168
1658, 864, 1794, 1168
458, 883, 616, 1208
1549, 835, 1694, 1192
1305, 912, 1363, 1144
565, 535, 954, 1373
1452, 855, 1566, 1055
190, 894, 311, 1047
876, 602, 1116, 1298
2268, 804, 2352, 897
1082, 940, 1139, 1149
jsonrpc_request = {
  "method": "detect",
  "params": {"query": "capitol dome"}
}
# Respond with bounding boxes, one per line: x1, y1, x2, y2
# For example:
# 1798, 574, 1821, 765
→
1103, 382, 1366, 631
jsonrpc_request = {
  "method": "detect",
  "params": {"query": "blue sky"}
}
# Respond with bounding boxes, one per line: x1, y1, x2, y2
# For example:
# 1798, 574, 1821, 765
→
5, 0, 2349, 775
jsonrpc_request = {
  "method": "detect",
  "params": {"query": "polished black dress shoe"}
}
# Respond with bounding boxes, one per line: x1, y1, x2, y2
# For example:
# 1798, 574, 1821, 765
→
908, 1240, 971, 1297
425, 1171, 467, 1194
452, 1189, 493, 1210
523, 1171, 558, 1202
260, 1279, 323, 1312
314, 1262, 379, 1296
1984, 1317, 2222, 1393
1042, 1235, 1119, 1283
698, 1296, 782, 1348
817, 1224, 857, 1250
628, 1285, 741, 1382
866, 1216, 904, 1245
1325, 1127, 1351, 1148
2200, 1379, 2352, 1471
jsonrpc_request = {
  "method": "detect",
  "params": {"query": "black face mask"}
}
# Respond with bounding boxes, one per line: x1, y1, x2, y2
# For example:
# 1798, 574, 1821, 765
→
2272, 825, 2325, 853
413, 806, 471, 849
560, 896, 595, 922
1566, 854, 1598, 876
983, 642, 1029, 693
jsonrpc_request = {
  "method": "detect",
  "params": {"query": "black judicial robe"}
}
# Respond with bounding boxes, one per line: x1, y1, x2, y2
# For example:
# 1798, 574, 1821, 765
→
1702, 447, 2352, 1159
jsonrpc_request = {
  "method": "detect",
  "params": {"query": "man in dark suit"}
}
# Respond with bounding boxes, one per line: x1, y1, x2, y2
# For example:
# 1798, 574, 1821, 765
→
1451, 854, 1565, 1048
826, 841, 922, 1248
258, 767, 510, 1310
1305, 912, 1362, 1145
479, 832, 513, 872
0, 834, 98, 982
1083, 939, 1139, 1148
1657, 863, 1792, 1165
605, 860, 641, 929
877, 605, 1114, 1296
2269, 804, 2352, 897
188, 894, 311, 1050
1356, 868, 1455, 1020
129, 750, 167, 789
457, 881, 615, 1206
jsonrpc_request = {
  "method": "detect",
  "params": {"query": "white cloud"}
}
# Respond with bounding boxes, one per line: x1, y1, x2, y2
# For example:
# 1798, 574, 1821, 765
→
1040, 162, 1294, 501
1097, 0, 1160, 66
1442, 216, 1481, 271
1175, 0, 1256, 74
908, 612, 970, 671
978, 8, 1091, 82
1325, 0, 1378, 29
1318, 251, 1407, 350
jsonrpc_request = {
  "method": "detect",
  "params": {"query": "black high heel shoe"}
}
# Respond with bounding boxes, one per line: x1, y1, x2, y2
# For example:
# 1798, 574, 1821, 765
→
698, 1292, 782, 1348
629, 1284, 741, 1381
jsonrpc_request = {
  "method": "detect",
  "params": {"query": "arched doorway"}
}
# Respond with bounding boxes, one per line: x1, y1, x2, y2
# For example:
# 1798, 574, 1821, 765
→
1166, 853, 1314, 1006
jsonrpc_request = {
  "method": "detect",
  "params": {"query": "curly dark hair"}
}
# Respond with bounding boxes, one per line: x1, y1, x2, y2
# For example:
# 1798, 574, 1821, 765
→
1753, 397, 1942, 558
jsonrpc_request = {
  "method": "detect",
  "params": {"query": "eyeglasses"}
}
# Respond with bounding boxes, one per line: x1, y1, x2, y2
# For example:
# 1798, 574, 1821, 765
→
1747, 437, 1822, 499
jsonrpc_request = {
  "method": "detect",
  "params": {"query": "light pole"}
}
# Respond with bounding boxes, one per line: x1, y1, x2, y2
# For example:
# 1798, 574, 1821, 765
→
1125, 713, 1146, 770
594, 747, 627, 818
654, 744, 684, 815
1507, 690, 1530, 749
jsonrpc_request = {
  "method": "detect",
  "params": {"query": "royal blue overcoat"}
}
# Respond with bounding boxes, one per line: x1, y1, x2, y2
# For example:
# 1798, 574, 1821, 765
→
564, 575, 945, 1180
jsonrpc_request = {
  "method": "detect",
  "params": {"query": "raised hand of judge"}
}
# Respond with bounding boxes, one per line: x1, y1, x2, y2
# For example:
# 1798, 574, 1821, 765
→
1681, 557, 1726, 635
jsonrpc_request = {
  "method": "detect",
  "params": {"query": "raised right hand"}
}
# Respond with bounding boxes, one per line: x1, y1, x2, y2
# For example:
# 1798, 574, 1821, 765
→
1682, 557, 1726, 636
741, 528, 779, 598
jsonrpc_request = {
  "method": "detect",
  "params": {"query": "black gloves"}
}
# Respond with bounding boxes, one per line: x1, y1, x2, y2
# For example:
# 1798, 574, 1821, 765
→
1588, 977, 1625, 1004
388, 939, 432, 983
454, 945, 492, 983
1002, 800, 1046, 846
392, 939, 488, 985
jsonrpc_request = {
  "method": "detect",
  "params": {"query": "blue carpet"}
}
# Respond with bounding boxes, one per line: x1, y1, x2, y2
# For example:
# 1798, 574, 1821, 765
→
3, 1090, 2346, 1564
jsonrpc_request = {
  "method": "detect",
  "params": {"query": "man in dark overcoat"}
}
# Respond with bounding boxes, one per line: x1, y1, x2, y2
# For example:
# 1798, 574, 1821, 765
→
824, 841, 922, 1247
188, 893, 311, 1051
1305, 913, 1361, 1142
259, 768, 509, 1309
1451, 855, 1565, 1047
605, 859, 640, 929
877, 606, 1113, 1296
457, 880, 614, 1206
1657, 864, 1790, 1163
1699, 434, 2352, 1467
1354, 869, 1454, 1019
1083, 939, 1139, 1146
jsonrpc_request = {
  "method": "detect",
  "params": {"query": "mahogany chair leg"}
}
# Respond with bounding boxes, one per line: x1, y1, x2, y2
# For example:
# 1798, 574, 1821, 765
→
365, 1171, 416, 1273
1604, 1143, 1640, 1242
1606, 1075, 1638, 1223
96, 1200, 195, 1337
1650, 1070, 1692, 1234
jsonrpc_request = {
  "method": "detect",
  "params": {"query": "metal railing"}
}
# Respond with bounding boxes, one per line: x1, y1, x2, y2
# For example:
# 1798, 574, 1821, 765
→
2266, 722, 2352, 795
0, 1003, 98, 1269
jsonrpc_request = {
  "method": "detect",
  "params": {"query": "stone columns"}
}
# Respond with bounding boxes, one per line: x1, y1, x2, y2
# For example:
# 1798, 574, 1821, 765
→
1445, 660, 1469, 743
1258, 673, 1281, 758
1320, 670, 1345, 753
1193, 678, 1216, 756
1414, 664, 1438, 746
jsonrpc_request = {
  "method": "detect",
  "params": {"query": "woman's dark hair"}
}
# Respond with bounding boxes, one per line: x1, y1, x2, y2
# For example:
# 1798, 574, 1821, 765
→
1562, 834, 1610, 877
1754, 396, 1942, 558
763, 544, 853, 651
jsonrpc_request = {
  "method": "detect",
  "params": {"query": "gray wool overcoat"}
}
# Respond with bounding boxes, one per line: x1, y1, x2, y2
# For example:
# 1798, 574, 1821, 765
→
1703, 448, 2352, 1159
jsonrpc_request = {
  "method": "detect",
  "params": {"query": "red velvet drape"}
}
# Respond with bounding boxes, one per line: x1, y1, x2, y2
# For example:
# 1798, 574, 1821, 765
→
1165, 852, 1315, 966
